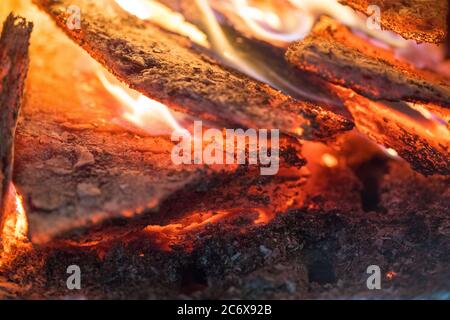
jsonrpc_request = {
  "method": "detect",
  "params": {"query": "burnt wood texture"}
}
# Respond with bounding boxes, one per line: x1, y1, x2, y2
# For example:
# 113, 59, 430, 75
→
32, 0, 353, 141
0, 14, 33, 235
286, 17, 450, 175
286, 17, 450, 109
339, 0, 448, 43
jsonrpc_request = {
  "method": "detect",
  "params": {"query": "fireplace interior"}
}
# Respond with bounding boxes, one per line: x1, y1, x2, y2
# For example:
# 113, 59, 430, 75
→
0, 0, 449, 300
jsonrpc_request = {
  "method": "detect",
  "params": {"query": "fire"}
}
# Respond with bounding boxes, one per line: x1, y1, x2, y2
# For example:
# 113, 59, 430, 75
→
225, 0, 448, 73
114, 0, 448, 108
200, 0, 404, 47
214, 0, 315, 46
385, 148, 399, 158
321, 153, 338, 168
95, 66, 189, 137
0, 184, 29, 263
114, 0, 209, 47
144, 208, 275, 251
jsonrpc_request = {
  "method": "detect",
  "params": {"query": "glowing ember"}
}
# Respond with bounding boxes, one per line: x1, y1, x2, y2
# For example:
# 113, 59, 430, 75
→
321, 153, 338, 168
386, 271, 397, 280
144, 208, 275, 251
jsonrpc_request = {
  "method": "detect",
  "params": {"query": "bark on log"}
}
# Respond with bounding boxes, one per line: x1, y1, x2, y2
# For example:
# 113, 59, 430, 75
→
31, 0, 353, 141
12, 16, 306, 243
285, 17, 450, 109
339, 0, 448, 43
156, 0, 351, 117
285, 17, 450, 175
0, 14, 33, 237
333, 86, 450, 175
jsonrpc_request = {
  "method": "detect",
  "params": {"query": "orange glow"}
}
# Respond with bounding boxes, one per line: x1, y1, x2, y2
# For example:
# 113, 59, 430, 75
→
332, 85, 450, 151
144, 210, 230, 251
144, 208, 277, 251
321, 153, 338, 168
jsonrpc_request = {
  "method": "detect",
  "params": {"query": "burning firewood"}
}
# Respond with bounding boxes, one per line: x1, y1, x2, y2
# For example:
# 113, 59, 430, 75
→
334, 87, 450, 175
0, 14, 33, 243
8, 7, 308, 244
157, 0, 299, 47
339, 0, 448, 43
14, 64, 233, 243
285, 17, 450, 109
150, 0, 350, 112
286, 17, 450, 175
31, 0, 353, 141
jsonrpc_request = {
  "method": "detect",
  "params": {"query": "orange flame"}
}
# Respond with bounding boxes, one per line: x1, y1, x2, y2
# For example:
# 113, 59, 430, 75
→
1, 184, 29, 263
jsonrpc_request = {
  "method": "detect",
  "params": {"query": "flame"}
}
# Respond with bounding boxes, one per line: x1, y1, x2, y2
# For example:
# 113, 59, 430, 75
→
1, 184, 29, 263
385, 148, 399, 158
114, 0, 209, 47
211, 0, 448, 73
203, 0, 403, 47
214, 0, 315, 46
95, 66, 189, 136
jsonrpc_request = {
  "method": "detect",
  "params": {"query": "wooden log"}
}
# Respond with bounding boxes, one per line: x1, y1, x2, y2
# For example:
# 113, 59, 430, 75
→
0, 14, 33, 239
12, 15, 306, 243
285, 17, 450, 109
155, 0, 351, 117
333, 86, 450, 175
339, 0, 448, 43
31, 0, 353, 141
285, 17, 450, 175
160, 3, 450, 175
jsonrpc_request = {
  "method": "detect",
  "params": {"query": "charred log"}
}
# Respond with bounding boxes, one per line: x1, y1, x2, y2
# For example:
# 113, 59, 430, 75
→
4, 155, 450, 299
0, 14, 32, 237
157, 0, 351, 116
10, 17, 221, 244
31, 0, 353, 141
285, 17, 450, 175
11, 13, 307, 244
339, 0, 448, 43
285, 17, 450, 109
333, 86, 450, 175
